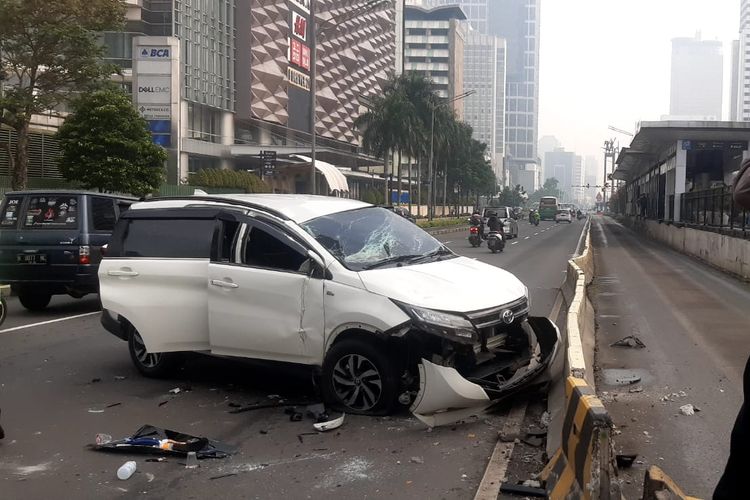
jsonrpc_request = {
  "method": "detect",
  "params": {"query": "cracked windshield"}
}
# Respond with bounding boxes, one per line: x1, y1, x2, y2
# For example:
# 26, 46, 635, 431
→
0, 0, 748, 499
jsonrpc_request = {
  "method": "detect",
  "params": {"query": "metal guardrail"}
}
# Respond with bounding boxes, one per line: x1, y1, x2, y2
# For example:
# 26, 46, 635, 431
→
680, 186, 749, 233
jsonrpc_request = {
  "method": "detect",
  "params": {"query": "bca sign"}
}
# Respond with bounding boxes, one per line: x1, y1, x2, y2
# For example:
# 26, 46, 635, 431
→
138, 47, 171, 59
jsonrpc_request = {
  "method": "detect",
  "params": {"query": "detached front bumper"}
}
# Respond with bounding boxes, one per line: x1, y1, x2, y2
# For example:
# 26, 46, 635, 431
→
410, 316, 561, 427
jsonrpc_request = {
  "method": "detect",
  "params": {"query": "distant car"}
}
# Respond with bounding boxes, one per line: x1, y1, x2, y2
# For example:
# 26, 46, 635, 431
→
382, 206, 416, 223
555, 209, 573, 224
0, 190, 135, 310
482, 206, 519, 239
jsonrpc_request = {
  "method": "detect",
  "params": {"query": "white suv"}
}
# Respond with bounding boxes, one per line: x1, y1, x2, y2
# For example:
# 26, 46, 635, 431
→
99, 195, 559, 416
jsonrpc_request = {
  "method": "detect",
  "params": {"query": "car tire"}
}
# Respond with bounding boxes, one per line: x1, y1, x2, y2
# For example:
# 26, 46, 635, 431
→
18, 291, 52, 311
127, 325, 182, 378
321, 337, 399, 416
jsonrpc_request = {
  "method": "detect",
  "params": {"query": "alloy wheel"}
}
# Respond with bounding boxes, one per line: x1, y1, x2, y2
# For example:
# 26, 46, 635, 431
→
132, 331, 161, 368
331, 354, 383, 411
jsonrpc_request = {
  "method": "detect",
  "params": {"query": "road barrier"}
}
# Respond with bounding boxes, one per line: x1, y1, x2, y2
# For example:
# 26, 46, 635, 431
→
541, 216, 699, 499
541, 376, 618, 499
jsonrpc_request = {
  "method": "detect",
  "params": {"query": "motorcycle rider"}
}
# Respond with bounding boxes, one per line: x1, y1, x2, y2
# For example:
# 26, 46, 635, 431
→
529, 209, 540, 224
487, 211, 504, 234
470, 211, 485, 240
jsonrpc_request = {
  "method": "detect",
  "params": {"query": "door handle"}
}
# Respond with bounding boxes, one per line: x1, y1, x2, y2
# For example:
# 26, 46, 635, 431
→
107, 269, 139, 277
210, 279, 239, 289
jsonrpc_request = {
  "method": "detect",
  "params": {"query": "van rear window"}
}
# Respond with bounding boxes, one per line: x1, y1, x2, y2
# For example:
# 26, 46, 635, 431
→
1, 197, 22, 227
23, 195, 79, 229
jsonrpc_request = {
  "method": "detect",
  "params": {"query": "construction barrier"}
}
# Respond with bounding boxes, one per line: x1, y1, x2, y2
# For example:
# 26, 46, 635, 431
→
541, 376, 618, 500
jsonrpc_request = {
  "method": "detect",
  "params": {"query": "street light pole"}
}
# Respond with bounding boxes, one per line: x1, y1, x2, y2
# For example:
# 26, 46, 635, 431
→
426, 90, 475, 221
309, 0, 317, 195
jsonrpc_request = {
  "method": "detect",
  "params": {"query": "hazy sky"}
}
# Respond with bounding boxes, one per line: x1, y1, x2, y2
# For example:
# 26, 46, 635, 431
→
538, 0, 739, 163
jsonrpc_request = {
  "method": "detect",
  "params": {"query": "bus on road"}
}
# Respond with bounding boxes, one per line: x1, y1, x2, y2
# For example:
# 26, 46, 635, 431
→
539, 196, 559, 220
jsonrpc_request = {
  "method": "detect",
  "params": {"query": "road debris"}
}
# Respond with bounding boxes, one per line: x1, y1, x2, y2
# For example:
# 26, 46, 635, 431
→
185, 451, 198, 469
313, 414, 345, 432
116, 461, 136, 481
540, 411, 551, 428
522, 479, 542, 488
114, 376, 127, 381
168, 388, 181, 395
629, 386, 644, 393
611, 335, 646, 348
617, 375, 642, 385
501, 483, 546, 497
679, 404, 695, 416
91, 378, 102, 384
616, 454, 638, 468
210, 473, 238, 480
92, 424, 234, 459
410, 456, 424, 464
105, 402, 122, 409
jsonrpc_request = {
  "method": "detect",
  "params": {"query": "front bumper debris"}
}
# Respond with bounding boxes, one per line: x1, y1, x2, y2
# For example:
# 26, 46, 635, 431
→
410, 316, 561, 427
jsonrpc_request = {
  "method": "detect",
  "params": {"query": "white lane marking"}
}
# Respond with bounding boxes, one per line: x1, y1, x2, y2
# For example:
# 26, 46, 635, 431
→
534, 232, 539, 236
473, 402, 528, 500
443, 241, 453, 245
550, 290, 565, 324
511, 241, 519, 245
524, 236, 530, 240
0, 312, 99, 334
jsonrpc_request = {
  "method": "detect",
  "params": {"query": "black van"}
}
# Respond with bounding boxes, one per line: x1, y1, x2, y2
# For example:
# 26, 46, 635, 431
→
0, 191, 135, 310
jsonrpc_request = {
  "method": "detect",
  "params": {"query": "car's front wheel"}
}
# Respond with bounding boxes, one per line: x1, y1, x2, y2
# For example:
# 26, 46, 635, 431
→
321, 338, 399, 415
18, 290, 52, 311
127, 326, 182, 377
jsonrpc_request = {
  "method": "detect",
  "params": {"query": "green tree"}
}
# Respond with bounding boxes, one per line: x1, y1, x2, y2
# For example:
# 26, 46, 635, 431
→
57, 87, 166, 196
0, 0, 125, 190
530, 177, 563, 202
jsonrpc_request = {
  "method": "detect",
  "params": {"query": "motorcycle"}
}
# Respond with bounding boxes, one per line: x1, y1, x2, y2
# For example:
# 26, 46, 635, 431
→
487, 230, 505, 253
468, 226, 482, 247
529, 211, 540, 226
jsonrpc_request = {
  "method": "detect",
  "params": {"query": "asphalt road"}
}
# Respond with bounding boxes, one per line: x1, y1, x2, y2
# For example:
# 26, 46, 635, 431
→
0, 218, 583, 499
591, 216, 750, 498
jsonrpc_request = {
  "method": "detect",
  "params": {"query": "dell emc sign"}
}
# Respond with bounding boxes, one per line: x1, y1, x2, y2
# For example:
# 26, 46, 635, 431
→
140, 48, 170, 58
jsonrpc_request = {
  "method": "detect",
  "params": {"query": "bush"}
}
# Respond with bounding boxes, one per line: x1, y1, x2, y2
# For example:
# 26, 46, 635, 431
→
188, 169, 271, 193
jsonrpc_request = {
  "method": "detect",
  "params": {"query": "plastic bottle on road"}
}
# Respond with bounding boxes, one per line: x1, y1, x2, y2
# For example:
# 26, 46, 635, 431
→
117, 461, 136, 480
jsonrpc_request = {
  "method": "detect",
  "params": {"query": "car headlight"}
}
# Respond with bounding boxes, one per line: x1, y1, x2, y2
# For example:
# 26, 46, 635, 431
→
395, 302, 477, 342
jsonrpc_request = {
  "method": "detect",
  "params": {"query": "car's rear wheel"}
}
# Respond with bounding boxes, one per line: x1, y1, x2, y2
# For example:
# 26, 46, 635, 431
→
18, 290, 52, 311
128, 326, 182, 377
321, 338, 398, 415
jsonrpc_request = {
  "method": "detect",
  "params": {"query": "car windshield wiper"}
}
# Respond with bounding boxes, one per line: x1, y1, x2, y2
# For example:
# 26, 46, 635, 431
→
362, 254, 425, 270
406, 246, 455, 264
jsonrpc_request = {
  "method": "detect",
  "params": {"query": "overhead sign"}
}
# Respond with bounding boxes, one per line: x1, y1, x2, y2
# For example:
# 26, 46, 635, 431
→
287, 66, 310, 91
289, 0, 310, 14
137, 47, 172, 60
292, 11, 308, 41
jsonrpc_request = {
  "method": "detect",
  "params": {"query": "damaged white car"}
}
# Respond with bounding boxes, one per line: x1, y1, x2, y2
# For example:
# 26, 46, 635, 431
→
99, 195, 560, 419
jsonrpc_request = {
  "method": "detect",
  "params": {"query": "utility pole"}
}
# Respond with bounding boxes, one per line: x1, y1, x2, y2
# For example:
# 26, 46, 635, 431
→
309, 0, 317, 195
602, 138, 617, 210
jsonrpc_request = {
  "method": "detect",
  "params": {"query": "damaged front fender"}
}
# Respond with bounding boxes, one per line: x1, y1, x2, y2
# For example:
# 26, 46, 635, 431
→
411, 316, 561, 427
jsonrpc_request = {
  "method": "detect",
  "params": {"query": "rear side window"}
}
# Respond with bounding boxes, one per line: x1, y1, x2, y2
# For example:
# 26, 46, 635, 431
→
91, 197, 117, 232
24, 195, 79, 229
1, 197, 23, 227
120, 218, 215, 258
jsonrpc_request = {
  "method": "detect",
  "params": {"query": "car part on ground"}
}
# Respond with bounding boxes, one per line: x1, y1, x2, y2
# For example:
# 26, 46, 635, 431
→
410, 317, 561, 427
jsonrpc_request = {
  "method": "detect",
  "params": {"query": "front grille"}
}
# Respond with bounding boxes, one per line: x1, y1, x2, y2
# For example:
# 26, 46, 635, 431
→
467, 296, 529, 329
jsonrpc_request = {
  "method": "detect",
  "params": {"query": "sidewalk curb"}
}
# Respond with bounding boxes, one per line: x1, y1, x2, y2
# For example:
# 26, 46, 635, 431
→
424, 225, 469, 236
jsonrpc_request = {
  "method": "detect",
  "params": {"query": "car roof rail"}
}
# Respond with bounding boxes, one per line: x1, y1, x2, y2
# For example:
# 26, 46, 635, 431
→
140, 195, 291, 221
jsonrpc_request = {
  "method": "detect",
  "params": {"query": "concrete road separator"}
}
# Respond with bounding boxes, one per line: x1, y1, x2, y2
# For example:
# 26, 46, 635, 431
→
642, 466, 701, 500
541, 376, 619, 500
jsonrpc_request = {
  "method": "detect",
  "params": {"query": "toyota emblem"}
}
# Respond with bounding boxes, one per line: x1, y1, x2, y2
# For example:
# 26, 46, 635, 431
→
501, 310, 515, 324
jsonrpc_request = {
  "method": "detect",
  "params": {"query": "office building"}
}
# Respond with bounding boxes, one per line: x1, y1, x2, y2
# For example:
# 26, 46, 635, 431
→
538, 134, 561, 180
403, 4, 467, 117
669, 34, 723, 120
544, 148, 576, 202
738, 1, 750, 120
425, 0, 488, 33
731, 39, 740, 121
463, 33, 502, 178
420, 0, 506, 181
489, 0, 541, 185
99, 0, 396, 189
